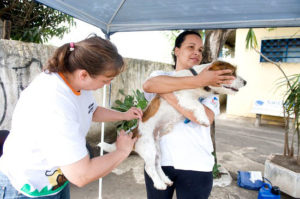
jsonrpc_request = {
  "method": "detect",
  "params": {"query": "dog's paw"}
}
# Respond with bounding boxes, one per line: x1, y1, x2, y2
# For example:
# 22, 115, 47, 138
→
162, 176, 173, 186
165, 179, 173, 186
97, 142, 116, 152
198, 117, 210, 127
154, 182, 168, 190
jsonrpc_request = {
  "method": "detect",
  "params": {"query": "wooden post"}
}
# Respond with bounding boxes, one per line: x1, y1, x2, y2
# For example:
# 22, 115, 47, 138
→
0, 20, 3, 39
2, 20, 11, 39
255, 114, 261, 127
210, 121, 217, 165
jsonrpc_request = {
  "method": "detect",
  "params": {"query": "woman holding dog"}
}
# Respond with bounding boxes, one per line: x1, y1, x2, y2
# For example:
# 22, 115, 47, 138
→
143, 30, 234, 199
0, 35, 142, 198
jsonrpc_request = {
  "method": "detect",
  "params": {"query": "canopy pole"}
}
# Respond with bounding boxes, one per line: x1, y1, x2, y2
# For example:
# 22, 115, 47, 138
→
98, 32, 111, 199
98, 85, 106, 199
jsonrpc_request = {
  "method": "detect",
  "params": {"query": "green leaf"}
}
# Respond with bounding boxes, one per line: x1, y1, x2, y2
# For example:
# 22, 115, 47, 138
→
119, 89, 125, 96
212, 163, 221, 179
115, 100, 123, 105
246, 28, 258, 49
124, 95, 134, 107
112, 89, 148, 133
119, 104, 130, 111
137, 100, 148, 110
111, 106, 127, 112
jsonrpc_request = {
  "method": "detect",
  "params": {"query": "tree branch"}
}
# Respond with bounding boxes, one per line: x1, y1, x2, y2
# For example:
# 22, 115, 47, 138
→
253, 48, 292, 89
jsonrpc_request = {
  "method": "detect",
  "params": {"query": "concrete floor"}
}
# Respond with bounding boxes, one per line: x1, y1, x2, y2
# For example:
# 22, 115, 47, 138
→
70, 114, 295, 199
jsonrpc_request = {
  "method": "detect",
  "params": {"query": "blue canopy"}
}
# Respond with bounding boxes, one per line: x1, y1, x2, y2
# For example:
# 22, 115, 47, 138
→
36, 0, 300, 37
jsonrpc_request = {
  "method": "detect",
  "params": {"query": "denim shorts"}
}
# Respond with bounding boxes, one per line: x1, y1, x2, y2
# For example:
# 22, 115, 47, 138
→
0, 171, 70, 199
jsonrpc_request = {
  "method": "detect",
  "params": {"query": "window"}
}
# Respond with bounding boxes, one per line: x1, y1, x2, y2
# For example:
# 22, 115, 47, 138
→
260, 38, 300, 63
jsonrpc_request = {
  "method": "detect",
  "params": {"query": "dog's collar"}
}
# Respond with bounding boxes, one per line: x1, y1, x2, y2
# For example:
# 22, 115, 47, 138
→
189, 67, 198, 76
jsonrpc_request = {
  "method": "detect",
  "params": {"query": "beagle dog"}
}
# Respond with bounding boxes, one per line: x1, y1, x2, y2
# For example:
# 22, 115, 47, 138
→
99, 60, 247, 190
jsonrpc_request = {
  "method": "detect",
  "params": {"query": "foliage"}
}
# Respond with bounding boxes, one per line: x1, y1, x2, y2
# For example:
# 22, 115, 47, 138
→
278, 74, 300, 158
246, 28, 300, 164
0, 0, 75, 43
212, 152, 222, 178
112, 89, 148, 132
278, 74, 300, 121
245, 28, 258, 49
162, 30, 181, 47
212, 163, 222, 179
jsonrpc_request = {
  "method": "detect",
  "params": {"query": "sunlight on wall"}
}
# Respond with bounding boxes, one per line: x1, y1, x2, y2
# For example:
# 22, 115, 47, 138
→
227, 28, 300, 118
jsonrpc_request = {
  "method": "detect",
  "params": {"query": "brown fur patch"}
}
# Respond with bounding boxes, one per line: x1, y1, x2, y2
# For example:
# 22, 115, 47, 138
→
129, 95, 161, 146
130, 126, 141, 150
131, 95, 161, 148
142, 95, 161, 122
132, 127, 141, 139
209, 61, 236, 76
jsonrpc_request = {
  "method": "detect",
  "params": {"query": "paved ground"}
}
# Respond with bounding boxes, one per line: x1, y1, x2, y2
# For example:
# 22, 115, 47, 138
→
70, 114, 295, 199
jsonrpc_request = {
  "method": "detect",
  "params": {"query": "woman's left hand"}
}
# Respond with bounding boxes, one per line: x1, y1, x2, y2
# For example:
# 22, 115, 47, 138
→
124, 107, 143, 121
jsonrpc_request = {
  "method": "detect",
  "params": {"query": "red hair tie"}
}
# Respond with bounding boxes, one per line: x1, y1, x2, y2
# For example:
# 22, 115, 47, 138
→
70, 42, 75, 51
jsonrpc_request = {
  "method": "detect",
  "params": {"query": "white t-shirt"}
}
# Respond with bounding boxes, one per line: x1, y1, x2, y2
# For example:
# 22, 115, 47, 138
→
145, 70, 220, 172
0, 72, 97, 197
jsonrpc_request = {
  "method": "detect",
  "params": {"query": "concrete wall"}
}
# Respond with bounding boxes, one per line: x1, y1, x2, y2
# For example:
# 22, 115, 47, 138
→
226, 27, 300, 118
0, 39, 172, 145
0, 39, 56, 130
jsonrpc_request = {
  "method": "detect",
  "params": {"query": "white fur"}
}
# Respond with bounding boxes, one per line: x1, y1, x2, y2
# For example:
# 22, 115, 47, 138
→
99, 62, 246, 190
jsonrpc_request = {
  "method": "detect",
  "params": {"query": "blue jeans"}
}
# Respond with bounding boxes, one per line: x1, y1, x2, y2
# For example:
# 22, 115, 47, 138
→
144, 166, 213, 199
0, 171, 70, 199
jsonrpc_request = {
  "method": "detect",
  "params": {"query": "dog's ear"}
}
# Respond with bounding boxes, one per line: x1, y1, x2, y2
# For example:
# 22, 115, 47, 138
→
209, 61, 236, 76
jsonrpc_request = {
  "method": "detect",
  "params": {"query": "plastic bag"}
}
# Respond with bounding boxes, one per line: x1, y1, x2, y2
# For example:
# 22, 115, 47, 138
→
237, 171, 263, 190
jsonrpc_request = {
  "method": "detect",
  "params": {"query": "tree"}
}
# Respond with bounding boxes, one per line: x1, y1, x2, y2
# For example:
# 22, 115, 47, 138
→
0, 0, 75, 43
201, 29, 235, 63
200, 29, 235, 177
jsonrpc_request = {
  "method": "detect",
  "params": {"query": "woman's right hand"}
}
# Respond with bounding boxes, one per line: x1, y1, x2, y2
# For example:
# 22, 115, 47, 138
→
196, 65, 235, 87
115, 130, 137, 157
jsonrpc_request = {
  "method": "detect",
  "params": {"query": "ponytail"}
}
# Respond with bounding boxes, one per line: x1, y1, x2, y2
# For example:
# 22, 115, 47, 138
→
44, 43, 71, 73
44, 35, 124, 77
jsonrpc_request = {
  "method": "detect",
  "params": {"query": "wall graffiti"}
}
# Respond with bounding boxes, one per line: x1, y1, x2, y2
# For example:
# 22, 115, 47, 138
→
11, 57, 43, 98
0, 56, 42, 127
0, 76, 7, 126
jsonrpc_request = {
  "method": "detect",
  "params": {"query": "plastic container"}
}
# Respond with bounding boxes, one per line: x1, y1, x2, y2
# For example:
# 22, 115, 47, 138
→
258, 183, 280, 199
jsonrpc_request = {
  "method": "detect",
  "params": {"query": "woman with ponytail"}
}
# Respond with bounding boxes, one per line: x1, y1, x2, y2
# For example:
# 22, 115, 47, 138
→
0, 35, 142, 198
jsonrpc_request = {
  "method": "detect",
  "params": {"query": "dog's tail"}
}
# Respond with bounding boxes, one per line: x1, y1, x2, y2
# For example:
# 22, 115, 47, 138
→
98, 142, 116, 152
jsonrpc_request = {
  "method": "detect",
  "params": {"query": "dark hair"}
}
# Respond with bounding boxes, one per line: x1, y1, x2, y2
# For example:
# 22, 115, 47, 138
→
44, 35, 124, 77
172, 30, 202, 69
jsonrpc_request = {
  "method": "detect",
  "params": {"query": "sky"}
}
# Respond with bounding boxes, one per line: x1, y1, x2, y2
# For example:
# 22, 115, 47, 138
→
47, 19, 174, 64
